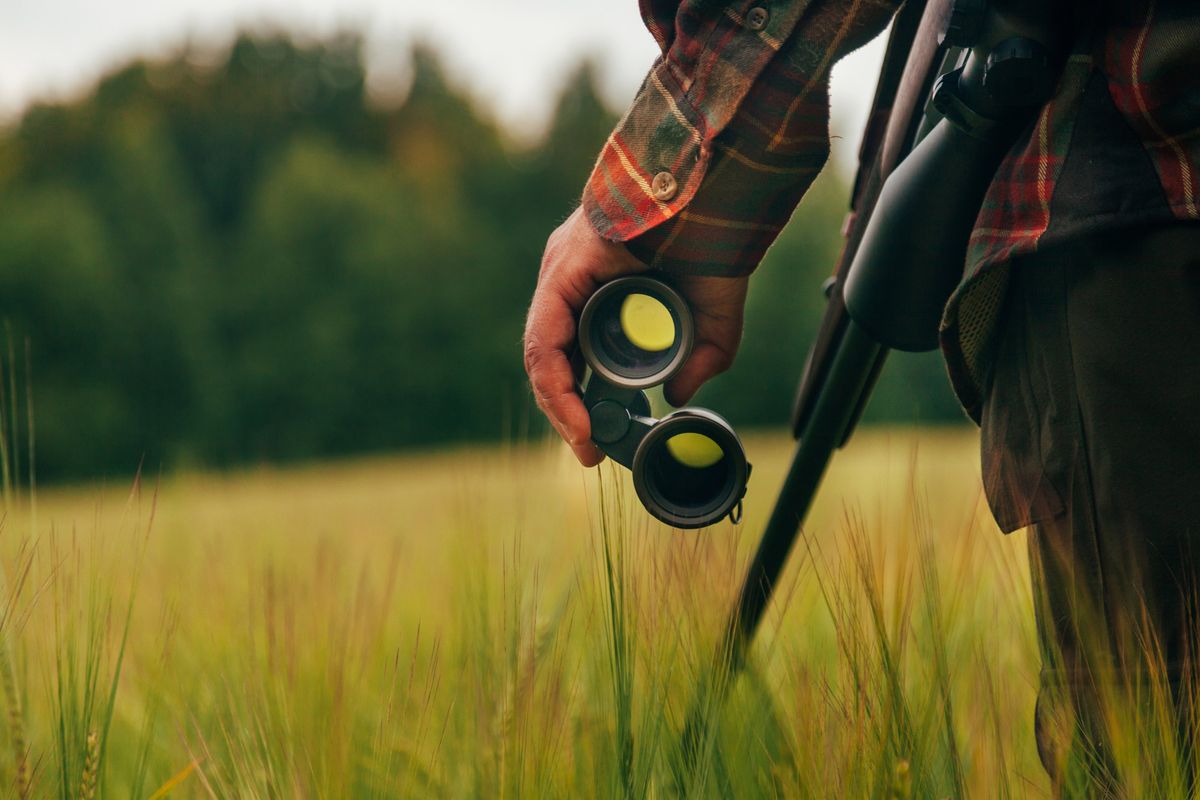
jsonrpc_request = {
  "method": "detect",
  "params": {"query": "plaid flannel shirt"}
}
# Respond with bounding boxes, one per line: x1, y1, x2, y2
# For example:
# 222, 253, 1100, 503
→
583, 0, 1200, 420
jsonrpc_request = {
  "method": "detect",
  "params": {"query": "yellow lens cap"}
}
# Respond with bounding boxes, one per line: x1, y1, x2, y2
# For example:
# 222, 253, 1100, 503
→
620, 293, 675, 352
666, 432, 724, 469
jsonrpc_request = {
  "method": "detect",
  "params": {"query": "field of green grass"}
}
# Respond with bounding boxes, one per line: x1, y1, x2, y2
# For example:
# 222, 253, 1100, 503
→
0, 428, 1059, 797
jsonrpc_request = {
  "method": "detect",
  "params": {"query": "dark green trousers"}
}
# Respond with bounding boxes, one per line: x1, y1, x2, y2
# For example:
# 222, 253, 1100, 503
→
981, 223, 1200, 793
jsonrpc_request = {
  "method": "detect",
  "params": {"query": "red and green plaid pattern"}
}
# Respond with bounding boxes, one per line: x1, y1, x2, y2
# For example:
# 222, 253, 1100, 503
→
1101, 2, 1200, 220
583, 0, 900, 273
938, 51, 1091, 418
945, 0, 1200, 418
584, 0, 1200, 415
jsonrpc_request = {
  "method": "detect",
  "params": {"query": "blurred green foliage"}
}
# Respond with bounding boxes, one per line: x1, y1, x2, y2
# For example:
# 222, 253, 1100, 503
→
0, 32, 963, 481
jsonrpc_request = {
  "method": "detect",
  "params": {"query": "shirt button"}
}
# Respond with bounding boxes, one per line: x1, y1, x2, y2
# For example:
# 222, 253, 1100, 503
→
746, 7, 769, 31
651, 171, 678, 201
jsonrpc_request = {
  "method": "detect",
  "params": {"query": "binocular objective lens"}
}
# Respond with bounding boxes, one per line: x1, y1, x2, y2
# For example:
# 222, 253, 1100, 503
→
579, 276, 692, 389
619, 293, 675, 352
645, 437, 731, 515
594, 294, 680, 377
665, 432, 724, 468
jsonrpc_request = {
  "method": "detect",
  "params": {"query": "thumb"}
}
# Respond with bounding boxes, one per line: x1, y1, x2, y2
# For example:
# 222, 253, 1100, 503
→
662, 275, 747, 407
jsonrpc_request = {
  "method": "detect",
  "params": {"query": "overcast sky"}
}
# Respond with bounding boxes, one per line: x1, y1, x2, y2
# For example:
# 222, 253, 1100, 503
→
0, 1, 887, 170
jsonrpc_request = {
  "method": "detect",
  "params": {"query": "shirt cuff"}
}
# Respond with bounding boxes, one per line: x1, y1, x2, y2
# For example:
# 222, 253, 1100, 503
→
582, 58, 712, 244
582, 0, 900, 277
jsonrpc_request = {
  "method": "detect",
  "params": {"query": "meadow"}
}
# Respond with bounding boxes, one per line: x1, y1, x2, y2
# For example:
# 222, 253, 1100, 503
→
0, 427, 1058, 797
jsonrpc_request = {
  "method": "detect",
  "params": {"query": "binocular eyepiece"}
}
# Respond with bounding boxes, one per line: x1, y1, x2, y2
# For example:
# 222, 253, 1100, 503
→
580, 276, 750, 529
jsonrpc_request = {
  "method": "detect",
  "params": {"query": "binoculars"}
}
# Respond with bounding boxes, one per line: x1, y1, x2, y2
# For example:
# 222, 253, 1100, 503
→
579, 275, 750, 529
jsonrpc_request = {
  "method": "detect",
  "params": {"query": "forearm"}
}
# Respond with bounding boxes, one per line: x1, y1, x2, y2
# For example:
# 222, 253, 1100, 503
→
584, 0, 901, 276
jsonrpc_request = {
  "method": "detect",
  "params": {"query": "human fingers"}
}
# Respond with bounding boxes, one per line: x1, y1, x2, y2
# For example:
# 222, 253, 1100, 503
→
524, 281, 604, 465
524, 209, 645, 464
663, 275, 748, 407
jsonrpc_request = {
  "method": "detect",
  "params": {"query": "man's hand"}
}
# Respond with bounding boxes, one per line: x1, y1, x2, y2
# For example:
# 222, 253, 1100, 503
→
523, 207, 749, 466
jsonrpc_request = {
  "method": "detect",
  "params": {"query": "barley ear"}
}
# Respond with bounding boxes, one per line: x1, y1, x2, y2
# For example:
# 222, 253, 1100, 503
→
79, 730, 99, 800
889, 758, 911, 799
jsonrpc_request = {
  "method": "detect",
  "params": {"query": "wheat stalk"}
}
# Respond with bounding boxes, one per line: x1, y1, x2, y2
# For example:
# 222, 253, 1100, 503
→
0, 636, 29, 799
79, 730, 98, 800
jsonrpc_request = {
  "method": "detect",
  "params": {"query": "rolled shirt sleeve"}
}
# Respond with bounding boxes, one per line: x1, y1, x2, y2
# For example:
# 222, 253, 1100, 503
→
583, 0, 901, 276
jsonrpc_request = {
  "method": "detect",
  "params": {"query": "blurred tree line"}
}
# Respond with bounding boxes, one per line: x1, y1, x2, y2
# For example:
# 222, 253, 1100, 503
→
0, 32, 963, 481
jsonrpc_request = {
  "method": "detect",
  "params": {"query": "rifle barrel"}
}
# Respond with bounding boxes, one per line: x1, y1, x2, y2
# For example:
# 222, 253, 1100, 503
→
678, 320, 885, 771
731, 321, 885, 661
